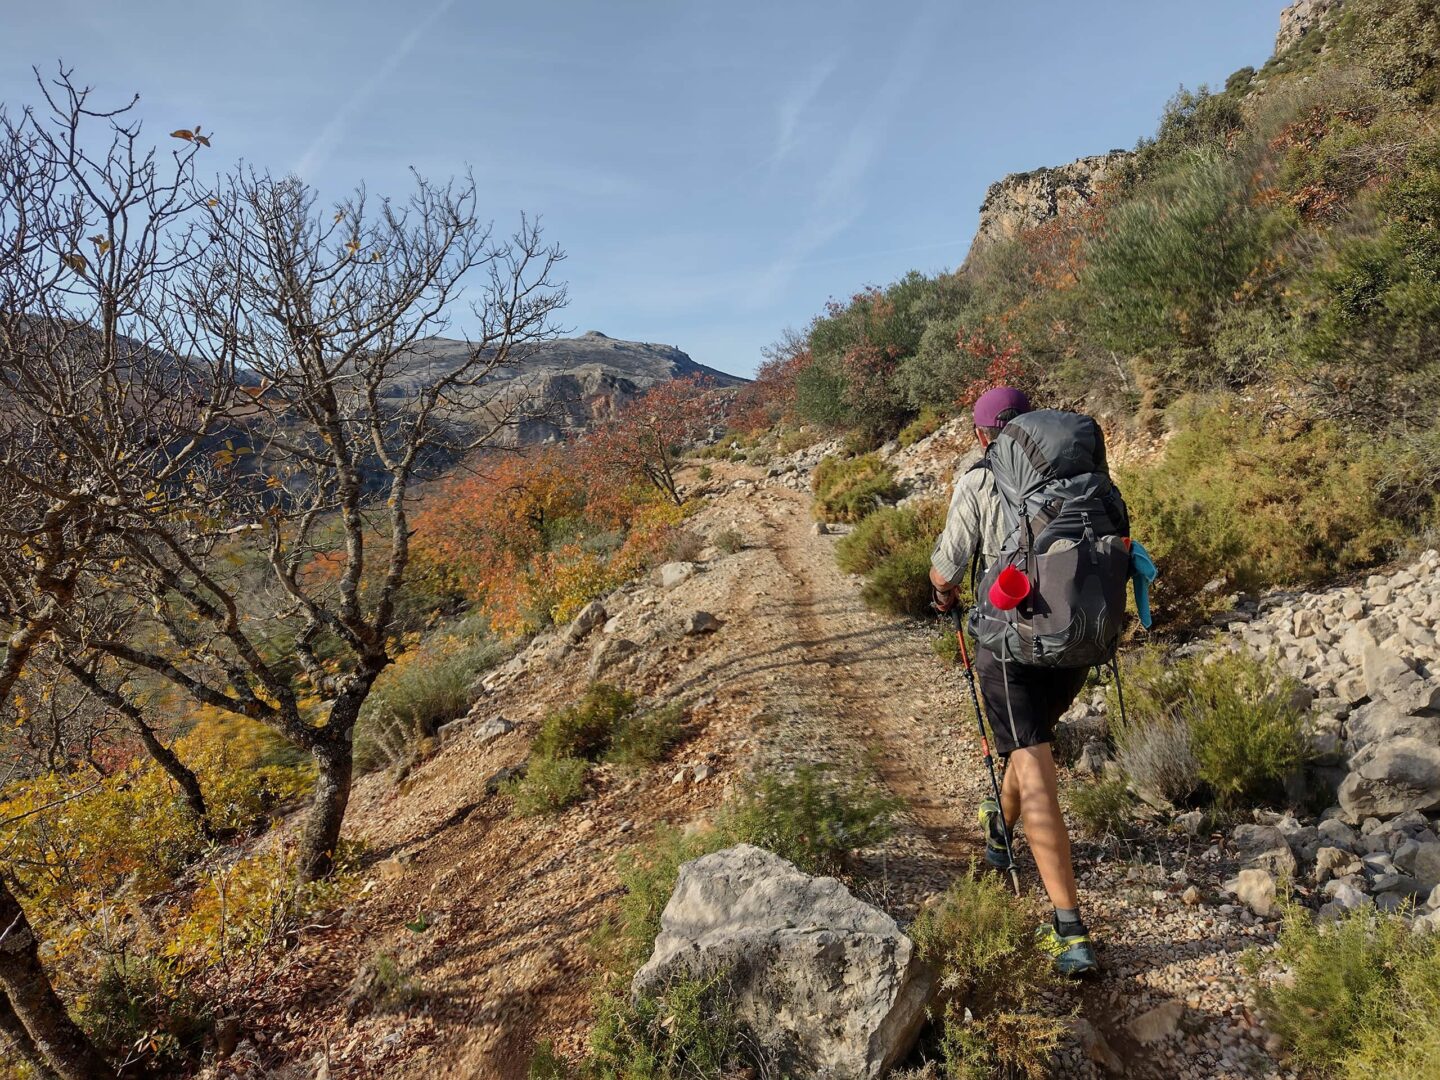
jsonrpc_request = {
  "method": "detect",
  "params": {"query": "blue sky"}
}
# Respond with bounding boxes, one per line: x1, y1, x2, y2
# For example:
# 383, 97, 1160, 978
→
3, 1, 1280, 377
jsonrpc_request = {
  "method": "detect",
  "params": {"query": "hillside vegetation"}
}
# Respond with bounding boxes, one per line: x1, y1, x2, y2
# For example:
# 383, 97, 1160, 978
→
740, 0, 1440, 623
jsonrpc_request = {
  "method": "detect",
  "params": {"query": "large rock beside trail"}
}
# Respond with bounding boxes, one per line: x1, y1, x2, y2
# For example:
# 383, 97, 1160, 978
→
566, 600, 608, 643
1345, 701, 1440, 756
631, 845, 932, 1079
1338, 738, 1440, 821
1231, 824, 1298, 878
658, 561, 697, 589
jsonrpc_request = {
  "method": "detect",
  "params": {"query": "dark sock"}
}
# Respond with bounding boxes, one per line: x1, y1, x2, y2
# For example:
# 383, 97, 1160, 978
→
1054, 907, 1085, 935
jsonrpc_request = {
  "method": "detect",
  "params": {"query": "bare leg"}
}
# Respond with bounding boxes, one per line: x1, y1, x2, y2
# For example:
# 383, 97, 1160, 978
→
1004, 743, 1078, 910
1000, 756, 1022, 833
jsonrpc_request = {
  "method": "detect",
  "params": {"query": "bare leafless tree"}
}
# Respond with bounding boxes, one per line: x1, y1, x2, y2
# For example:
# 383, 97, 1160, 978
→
0, 65, 216, 1078
81, 169, 567, 881
4, 91, 565, 888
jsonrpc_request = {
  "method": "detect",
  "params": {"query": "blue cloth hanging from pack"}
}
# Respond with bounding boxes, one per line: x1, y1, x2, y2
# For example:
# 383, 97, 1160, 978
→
1129, 539, 1157, 629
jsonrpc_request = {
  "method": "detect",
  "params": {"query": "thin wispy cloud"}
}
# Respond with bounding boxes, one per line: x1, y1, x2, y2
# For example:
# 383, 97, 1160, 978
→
748, 2, 943, 305
773, 57, 839, 164
294, 0, 457, 180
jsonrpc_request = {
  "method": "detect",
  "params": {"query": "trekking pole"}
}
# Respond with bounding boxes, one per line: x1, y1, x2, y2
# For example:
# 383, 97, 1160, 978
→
1108, 657, 1129, 731
946, 605, 1023, 897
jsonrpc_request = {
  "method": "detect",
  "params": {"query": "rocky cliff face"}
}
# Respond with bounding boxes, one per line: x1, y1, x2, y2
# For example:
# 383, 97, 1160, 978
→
1277, 0, 1346, 53
398, 330, 743, 447
964, 150, 1130, 264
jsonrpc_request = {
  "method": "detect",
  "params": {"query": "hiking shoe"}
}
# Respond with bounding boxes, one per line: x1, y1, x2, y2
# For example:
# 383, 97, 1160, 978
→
978, 798, 1012, 870
1036, 921, 1099, 977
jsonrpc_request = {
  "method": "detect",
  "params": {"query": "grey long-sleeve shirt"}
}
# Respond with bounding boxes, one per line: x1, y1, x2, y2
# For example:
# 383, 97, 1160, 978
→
930, 460, 1009, 586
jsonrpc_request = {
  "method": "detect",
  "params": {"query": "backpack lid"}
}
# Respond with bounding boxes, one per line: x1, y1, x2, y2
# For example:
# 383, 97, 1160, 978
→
985, 410, 1109, 527
988, 409, 1105, 487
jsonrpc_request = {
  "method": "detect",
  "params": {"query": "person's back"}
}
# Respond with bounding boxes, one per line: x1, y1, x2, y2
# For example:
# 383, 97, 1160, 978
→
929, 386, 1119, 977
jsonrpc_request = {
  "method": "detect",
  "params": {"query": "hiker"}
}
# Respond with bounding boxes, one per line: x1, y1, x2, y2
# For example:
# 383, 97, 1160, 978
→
929, 386, 1131, 977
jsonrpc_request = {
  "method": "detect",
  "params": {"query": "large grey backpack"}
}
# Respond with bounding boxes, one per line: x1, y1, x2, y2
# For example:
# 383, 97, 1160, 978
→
968, 409, 1131, 668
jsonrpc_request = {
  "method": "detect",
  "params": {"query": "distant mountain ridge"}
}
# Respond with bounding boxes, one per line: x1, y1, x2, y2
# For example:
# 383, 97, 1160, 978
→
398, 330, 744, 446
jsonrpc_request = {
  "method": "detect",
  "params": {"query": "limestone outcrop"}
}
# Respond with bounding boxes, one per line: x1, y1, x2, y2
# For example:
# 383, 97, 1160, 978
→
965, 151, 1130, 264
1277, 0, 1346, 54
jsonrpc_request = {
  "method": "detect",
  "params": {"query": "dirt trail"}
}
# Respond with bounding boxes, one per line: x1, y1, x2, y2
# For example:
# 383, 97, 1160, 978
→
739, 485, 1160, 1075
255, 464, 1284, 1079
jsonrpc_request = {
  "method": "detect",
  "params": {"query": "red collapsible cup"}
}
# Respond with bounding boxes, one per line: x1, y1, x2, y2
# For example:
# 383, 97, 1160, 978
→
989, 564, 1031, 611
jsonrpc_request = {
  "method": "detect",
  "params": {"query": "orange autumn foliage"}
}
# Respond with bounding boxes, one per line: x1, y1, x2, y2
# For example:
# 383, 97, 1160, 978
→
411, 441, 689, 637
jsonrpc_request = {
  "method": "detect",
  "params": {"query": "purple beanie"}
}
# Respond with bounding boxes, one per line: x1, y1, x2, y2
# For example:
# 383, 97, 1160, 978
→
973, 386, 1031, 429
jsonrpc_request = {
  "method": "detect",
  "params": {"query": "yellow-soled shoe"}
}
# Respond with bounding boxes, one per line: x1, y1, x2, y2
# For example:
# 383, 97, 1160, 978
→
1036, 921, 1099, 977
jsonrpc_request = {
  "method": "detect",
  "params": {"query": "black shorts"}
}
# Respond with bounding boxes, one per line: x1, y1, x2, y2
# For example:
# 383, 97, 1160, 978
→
974, 647, 1088, 757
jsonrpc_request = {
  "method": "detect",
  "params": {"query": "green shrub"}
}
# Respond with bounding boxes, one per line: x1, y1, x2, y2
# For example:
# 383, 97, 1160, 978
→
1343, 0, 1440, 103
1066, 778, 1136, 839
665, 529, 707, 564
1111, 649, 1201, 804
506, 756, 589, 816
355, 621, 509, 773
1256, 904, 1440, 1079
527, 1040, 572, 1079
1081, 150, 1267, 370
910, 869, 1064, 1080
794, 359, 856, 430
85, 955, 209, 1068
932, 631, 960, 663
812, 454, 902, 523
533, 684, 637, 761
1112, 648, 1308, 807
1298, 142, 1440, 418
841, 429, 878, 457
1114, 710, 1199, 806
898, 407, 945, 447
777, 427, 821, 454
835, 502, 942, 575
727, 766, 901, 876
860, 545, 937, 618
1126, 85, 1249, 182
696, 464, 713, 482
1118, 401, 1401, 624
352, 951, 424, 1014
606, 704, 684, 770
588, 973, 754, 1080
835, 501, 949, 617
1186, 651, 1309, 808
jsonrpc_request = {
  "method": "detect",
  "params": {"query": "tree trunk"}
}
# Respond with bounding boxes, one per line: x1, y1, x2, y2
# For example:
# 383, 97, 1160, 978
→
62, 663, 215, 840
0, 880, 112, 1079
134, 729, 215, 841
298, 736, 354, 883
0, 991, 58, 1079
